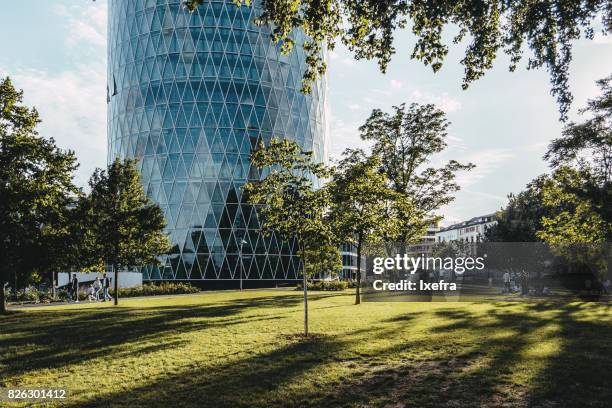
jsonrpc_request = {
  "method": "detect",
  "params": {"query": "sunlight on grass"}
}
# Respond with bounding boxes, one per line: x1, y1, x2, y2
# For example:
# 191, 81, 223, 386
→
1, 290, 610, 407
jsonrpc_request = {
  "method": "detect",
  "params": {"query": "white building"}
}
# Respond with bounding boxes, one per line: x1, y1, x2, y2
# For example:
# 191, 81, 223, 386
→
436, 214, 497, 243
407, 224, 440, 256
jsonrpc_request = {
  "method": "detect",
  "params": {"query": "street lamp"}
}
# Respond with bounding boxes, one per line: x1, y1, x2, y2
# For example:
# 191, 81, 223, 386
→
239, 238, 248, 291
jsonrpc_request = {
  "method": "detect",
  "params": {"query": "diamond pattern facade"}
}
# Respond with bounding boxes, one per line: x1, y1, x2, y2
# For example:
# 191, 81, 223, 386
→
107, 0, 328, 280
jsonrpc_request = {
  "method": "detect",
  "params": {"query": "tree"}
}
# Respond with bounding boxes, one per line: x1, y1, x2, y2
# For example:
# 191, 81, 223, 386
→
485, 175, 549, 242
304, 243, 342, 279
0, 77, 79, 313
359, 103, 474, 244
185, 0, 610, 119
544, 74, 612, 234
328, 149, 404, 304
537, 167, 610, 244
244, 138, 334, 336
87, 158, 171, 306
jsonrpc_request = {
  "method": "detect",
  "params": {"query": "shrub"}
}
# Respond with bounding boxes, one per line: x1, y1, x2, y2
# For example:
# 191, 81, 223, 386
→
110, 282, 200, 298
296, 280, 348, 291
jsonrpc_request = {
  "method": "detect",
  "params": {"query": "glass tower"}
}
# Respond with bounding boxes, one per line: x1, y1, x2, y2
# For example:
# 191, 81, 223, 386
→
107, 0, 327, 281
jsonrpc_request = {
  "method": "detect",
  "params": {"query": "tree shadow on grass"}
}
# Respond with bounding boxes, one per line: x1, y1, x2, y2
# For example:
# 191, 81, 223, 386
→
3, 298, 611, 407
61, 333, 352, 408
331, 302, 612, 407
0, 292, 337, 381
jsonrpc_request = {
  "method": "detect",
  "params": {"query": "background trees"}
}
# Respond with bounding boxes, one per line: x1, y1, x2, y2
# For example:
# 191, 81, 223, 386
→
489, 74, 612, 246
0, 77, 79, 313
185, 0, 610, 119
244, 138, 336, 336
86, 158, 171, 305
359, 103, 474, 244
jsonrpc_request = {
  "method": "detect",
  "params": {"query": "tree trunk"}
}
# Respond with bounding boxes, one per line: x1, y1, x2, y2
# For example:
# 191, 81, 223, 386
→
301, 245, 308, 337
355, 238, 362, 305
113, 266, 119, 306
0, 281, 7, 314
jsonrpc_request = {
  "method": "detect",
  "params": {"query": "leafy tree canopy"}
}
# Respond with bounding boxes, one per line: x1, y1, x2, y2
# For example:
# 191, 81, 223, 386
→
0, 77, 79, 312
485, 175, 549, 242
185, 0, 611, 119
244, 137, 336, 334
328, 149, 407, 303
359, 103, 474, 243
87, 158, 171, 304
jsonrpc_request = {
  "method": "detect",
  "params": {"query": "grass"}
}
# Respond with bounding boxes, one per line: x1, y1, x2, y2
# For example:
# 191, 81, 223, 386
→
1, 290, 611, 407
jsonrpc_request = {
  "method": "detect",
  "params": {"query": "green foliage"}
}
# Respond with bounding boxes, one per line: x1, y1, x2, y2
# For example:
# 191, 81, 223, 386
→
110, 282, 200, 298
485, 175, 549, 242
184, 0, 610, 119
537, 167, 610, 245
244, 138, 335, 261
489, 74, 611, 258
327, 149, 404, 303
0, 77, 79, 312
359, 103, 474, 243
295, 280, 348, 291
86, 159, 172, 304
545, 74, 612, 182
304, 244, 342, 278
536, 75, 612, 246
86, 158, 172, 272
244, 137, 335, 334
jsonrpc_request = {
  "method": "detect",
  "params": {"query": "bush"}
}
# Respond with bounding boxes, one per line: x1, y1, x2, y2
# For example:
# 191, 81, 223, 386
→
8, 287, 61, 304
110, 282, 200, 298
296, 280, 348, 291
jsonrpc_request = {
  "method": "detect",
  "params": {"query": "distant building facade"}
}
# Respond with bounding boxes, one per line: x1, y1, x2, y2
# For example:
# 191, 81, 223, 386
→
436, 214, 497, 243
407, 224, 440, 256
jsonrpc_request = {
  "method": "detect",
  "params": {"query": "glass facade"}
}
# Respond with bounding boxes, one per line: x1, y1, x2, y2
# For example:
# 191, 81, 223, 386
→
107, 0, 328, 280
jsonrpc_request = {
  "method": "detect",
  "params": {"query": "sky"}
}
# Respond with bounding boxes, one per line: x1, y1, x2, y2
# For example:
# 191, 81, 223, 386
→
1, 1, 611, 225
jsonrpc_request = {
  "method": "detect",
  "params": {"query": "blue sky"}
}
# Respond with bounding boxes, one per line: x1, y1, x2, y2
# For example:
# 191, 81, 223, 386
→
1, 0, 611, 224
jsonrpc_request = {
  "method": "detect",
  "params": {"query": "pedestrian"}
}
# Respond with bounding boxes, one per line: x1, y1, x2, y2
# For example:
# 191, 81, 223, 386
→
102, 273, 112, 302
503, 271, 511, 294
93, 277, 102, 301
87, 284, 96, 302
71, 274, 79, 303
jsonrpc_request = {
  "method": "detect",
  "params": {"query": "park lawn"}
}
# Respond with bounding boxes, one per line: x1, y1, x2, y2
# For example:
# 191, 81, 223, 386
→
1, 290, 611, 408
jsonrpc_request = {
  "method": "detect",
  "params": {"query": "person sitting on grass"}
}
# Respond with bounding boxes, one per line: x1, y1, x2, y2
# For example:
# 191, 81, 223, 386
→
87, 284, 97, 302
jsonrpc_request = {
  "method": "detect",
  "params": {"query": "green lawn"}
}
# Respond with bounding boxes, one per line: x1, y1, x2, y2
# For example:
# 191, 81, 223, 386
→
1, 290, 611, 407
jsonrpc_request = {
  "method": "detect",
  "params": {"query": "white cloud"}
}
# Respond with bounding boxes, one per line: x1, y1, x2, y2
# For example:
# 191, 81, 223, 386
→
54, 2, 107, 49
7, 65, 107, 187
409, 90, 462, 113
347, 103, 361, 111
592, 32, 612, 45
327, 116, 371, 160
328, 50, 356, 66
389, 79, 404, 89
453, 149, 515, 188
3, 1, 109, 187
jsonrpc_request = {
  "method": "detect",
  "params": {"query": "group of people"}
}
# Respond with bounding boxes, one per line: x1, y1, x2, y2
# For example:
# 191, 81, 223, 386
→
68, 273, 112, 303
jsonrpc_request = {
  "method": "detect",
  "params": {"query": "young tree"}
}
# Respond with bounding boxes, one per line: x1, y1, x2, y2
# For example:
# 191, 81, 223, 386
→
359, 103, 474, 245
0, 77, 79, 313
87, 158, 171, 306
328, 149, 405, 304
185, 0, 610, 119
244, 138, 334, 336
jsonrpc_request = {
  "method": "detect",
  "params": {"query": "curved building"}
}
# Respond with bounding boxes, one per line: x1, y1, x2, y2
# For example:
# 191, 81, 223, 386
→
107, 0, 327, 281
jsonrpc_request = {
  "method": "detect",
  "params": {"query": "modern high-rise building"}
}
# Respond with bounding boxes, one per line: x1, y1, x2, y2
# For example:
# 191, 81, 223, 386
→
107, 0, 328, 282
